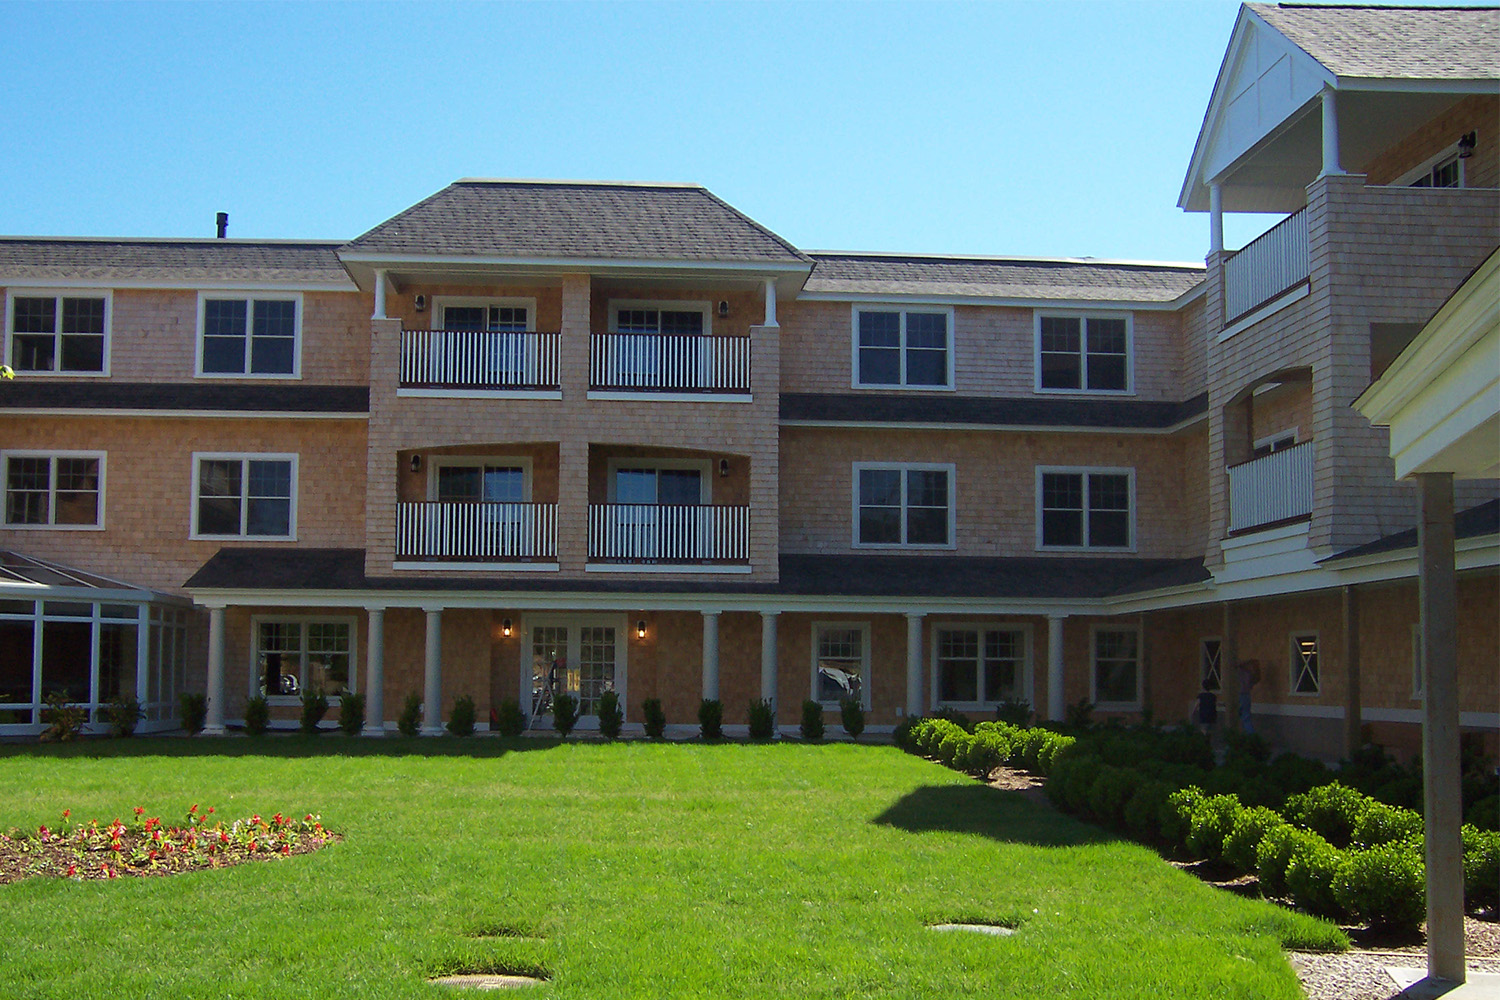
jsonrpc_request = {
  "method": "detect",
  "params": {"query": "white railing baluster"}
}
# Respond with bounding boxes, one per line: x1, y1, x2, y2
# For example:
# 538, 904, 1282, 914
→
588, 333, 751, 393
1227, 442, 1315, 533
585, 504, 750, 563
398, 330, 561, 390
1224, 207, 1309, 322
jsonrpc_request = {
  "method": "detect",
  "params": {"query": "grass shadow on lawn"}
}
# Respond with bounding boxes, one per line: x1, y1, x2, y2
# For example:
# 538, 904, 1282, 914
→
0, 734, 569, 761
872, 782, 1118, 848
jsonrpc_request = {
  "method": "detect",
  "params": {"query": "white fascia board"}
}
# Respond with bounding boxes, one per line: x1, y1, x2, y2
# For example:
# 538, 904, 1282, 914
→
0, 409, 368, 420
1320, 535, 1499, 585
1335, 77, 1500, 95
1103, 581, 1218, 615
0, 276, 358, 292
793, 291, 1192, 312
777, 412, 1206, 436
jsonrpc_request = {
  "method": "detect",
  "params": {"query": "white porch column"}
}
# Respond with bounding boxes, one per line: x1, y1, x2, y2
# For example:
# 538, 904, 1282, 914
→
364, 607, 385, 737
1418, 473, 1465, 984
1320, 86, 1343, 177
905, 613, 923, 717
702, 610, 721, 701
1209, 183, 1224, 255
372, 268, 388, 320
762, 278, 778, 328
759, 611, 778, 707
202, 605, 227, 736
1047, 615, 1066, 722
422, 606, 444, 735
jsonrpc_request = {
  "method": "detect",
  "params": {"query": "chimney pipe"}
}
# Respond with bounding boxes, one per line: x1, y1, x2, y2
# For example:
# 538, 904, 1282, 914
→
215, 212, 228, 239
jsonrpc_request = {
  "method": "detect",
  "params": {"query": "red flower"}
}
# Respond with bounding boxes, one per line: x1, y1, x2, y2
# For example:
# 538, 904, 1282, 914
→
133, 806, 144, 816
280, 844, 291, 856
107, 868, 119, 880
249, 840, 258, 852
189, 804, 198, 813
61, 809, 70, 819
66, 864, 77, 877
207, 807, 214, 814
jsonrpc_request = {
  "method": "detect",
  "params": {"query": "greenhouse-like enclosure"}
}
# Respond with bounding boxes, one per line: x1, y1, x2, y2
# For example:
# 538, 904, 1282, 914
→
0, 552, 191, 734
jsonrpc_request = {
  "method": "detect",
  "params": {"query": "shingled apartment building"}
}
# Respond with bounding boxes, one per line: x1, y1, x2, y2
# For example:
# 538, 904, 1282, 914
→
1, 4, 1495, 755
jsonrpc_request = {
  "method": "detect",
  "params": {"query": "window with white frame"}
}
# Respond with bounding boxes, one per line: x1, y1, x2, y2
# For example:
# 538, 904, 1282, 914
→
1037, 468, 1133, 549
1290, 633, 1319, 695
198, 294, 300, 376
854, 463, 954, 547
1252, 429, 1298, 459
255, 618, 354, 700
6, 292, 108, 373
193, 454, 296, 539
436, 298, 533, 332
812, 622, 869, 708
1399, 144, 1465, 189
853, 307, 953, 388
1091, 627, 1141, 708
3, 452, 104, 528
432, 458, 530, 504
935, 626, 1027, 707
1200, 637, 1222, 693
1036, 313, 1130, 392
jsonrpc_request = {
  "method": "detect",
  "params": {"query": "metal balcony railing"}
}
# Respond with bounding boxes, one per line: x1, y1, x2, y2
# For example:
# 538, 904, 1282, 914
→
400, 330, 560, 390
588, 504, 750, 563
1227, 441, 1314, 534
396, 502, 557, 561
1224, 208, 1309, 323
590, 333, 751, 393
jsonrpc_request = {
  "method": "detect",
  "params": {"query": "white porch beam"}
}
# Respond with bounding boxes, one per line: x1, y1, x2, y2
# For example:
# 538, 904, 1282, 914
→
372, 268, 388, 320
1209, 183, 1225, 255
905, 613, 923, 717
1320, 87, 1344, 177
202, 605, 227, 736
1047, 615, 1066, 722
365, 606, 385, 736
422, 607, 443, 735
759, 611, 778, 709
763, 278, 778, 328
702, 610, 721, 701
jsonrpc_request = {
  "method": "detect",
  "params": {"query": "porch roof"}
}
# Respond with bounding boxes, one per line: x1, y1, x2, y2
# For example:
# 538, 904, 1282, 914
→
1322, 498, 1499, 564
0, 550, 185, 604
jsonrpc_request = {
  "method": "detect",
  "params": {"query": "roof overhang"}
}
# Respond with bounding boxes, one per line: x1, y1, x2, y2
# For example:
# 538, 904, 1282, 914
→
1355, 248, 1500, 480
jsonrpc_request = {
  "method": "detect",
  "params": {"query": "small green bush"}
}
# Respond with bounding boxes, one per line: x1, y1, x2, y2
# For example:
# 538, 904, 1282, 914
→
967, 730, 1012, 777
397, 692, 422, 736
1334, 840, 1425, 932
494, 699, 526, 738
1463, 824, 1500, 910
1186, 794, 1242, 862
243, 695, 271, 736
1285, 832, 1346, 918
552, 693, 578, 738
1087, 766, 1143, 830
930, 707, 972, 731
747, 699, 775, 741
299, 687, 329, 735
1285, 783, 1369, 849
338, 692, 365, 736
1123, 780, 1174, 842
1048, 753, 1101, 814
1466, 794, 1499, 832
839, 698, 865, 738
1015, 727, 1051, 772
447, 694, 476, 737
1223, 806, 1286, 874
1268, 753, 1332, 799
179, 692, 207, 735
641, 699, 666, 740
1065, 698, 1094, 729
1162, 787, 1205, 849
996, 700, 1033, 727
1037, 734, 1076, 775
698, 698, 724, 740
104, 696, 143, 738
1352, 801, 1422, 848
800, 700, 825, 741
919, 719, 960, 755
937, 729, 972, 767
893, 714, 921, 750
1256, 823, 1305, 898
597, 691, 623, 739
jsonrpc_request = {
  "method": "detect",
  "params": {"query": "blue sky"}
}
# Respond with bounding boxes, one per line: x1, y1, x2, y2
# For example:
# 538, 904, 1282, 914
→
3, 1, 1297, 261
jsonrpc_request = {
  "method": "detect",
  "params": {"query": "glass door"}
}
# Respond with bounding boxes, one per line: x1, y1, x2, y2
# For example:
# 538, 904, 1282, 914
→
528, 620, 623, 722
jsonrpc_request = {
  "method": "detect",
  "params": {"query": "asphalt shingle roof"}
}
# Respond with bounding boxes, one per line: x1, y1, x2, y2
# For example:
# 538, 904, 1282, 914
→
802, 253, 1204, 303
780, 392, 1209, 430
1323, 499, 1499, 562
0, 383, 369, 414
1248, 4, 1500, 80
0, 239, 349, 284
343, 180, 809, 265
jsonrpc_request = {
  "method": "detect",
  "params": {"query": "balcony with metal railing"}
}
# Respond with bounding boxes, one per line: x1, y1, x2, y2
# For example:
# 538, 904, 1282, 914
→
399, 329, 561, 392
1223, 207, 1309, 325
1226, 441, 1315, 535
588, 504, 750, 567
590, 333, 751, 396
395, 502, 557, 563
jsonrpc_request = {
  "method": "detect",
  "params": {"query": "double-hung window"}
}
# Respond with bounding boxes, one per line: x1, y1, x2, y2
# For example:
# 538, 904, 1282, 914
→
255, 618, 354, 701
854, 463, 954, 548
6, 292, 109, 374
935, 626, 1028, 707
2, 452, 104, 528
193, 454, 296, 539
198, 294, 300, 376
1037, 468, 1133, 550
1091, 626, 1141, 709
812, 622, 870, 708
853, 307, 953, 388
1036, 313, 1130, 392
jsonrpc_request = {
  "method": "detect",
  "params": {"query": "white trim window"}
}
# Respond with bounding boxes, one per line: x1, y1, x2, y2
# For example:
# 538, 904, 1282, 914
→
1036, 467, 1134, 550
609, 300, 711, 338
1290, 632, 1320, 695
6, 290, 110, 374
253, 617, 355, 702
1091, 626, 1141, 710
812, 622, 870, 708
853, 462, 955, 548
1200, 637, 1222, 693
1035, 312, 1132, 393
606, 459, 710, 505
2, 451, 105, 529
1396, 142, 1466, 189
431, 457, 532, 503
852, 306, 954, 389
197, 293, 301, 377
192, 453, 297, 540
433, 296, 537, 333
1252, 428, 1298, 458
934, 625, 1029, 708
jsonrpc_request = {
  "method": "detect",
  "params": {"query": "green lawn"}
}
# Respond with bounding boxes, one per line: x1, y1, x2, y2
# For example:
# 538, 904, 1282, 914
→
0, 738, 1342, 998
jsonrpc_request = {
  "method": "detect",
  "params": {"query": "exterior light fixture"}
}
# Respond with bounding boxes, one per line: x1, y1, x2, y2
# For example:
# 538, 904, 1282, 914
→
502, 618, 512, 637
717, 300, 730, 318
414, 294, 427, 312
1458, 131, 1477, 159
637, 619, 647, 639
410, 454, 421, 473
719, 459, 729, 478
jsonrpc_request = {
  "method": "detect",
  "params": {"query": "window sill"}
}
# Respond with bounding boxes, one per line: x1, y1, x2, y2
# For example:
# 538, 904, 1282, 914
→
2, 522, 105, 531
1032, 387, 1134, 397
265, 695, 349, 707
194, 372, 303, 381
1094, 701, 1142, 713
852, 543, 957, 552
7, 369, 110, 378
851, 383, 956, 392
1035, 545, 1137, 554
190, 533, 297, 542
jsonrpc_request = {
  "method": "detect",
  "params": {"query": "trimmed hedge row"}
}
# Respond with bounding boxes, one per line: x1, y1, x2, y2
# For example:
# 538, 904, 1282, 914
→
898, 715, 1499, 932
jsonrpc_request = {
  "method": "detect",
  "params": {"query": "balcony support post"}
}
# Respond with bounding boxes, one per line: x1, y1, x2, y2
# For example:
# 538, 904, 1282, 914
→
1209, 183, 1224, 255
905, 613, 923, 718
202, 604, 227, 736
422, 606, 444, 736
1047, 615, 1066, 722
1320, 86, 1344, 177
373, 268, 388, 320
759, 611, 778, 717
1341, 586, 1361, 758
701, 610, 721, 702
763, 278, 778, 328
365, 606, 385, 736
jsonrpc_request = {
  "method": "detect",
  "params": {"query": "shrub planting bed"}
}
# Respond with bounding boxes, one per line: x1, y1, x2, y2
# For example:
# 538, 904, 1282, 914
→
897, 715, 1500, 934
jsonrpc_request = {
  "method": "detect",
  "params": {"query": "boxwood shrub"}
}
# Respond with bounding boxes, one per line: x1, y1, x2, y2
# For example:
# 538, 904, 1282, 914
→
1284, 783, 1368, 849
1352, 800, 1423, 848
1087, 766, 1143, 830
1162, 787, 1205, 849
1123, 779, 1174, 842
1463, 824, 1500, 910
1284, 832, 1345, 917
1185, 794, 1242, 862
1334, 839, 1425, 932
1222, 806, 1287, 875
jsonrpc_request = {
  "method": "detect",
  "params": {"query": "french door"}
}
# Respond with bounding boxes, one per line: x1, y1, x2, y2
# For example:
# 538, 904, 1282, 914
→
526, 617, 626, 723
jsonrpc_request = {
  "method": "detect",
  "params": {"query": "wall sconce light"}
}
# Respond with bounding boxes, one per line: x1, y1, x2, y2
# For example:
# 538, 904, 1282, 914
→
414, 294, 427, 312
410, 454, 422, 474
717, 300, 730, 319
636, 619, 648, 639
1458, 131, 1477, 159
718, 458, 729, 478
501, 618, 512, 637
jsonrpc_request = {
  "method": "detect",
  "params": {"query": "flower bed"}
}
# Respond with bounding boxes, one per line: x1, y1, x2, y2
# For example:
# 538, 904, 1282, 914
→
0, 805, 338, 883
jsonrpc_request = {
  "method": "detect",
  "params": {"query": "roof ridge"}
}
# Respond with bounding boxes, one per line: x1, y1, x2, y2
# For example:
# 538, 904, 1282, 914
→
808, 250, 1206, 270
453, 177, 704, 189
0, 236, 345, 246
1270, 3, 1498, 9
